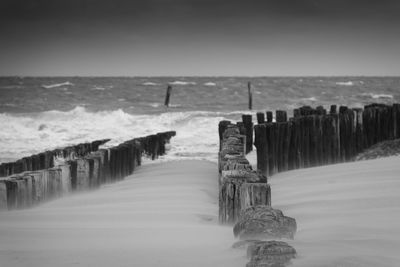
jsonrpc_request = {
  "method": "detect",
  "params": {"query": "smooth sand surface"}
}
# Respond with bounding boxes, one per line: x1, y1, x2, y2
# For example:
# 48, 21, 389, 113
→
2, 156, 400, 267
0, 160, 246, 267
270, 156, 400, 267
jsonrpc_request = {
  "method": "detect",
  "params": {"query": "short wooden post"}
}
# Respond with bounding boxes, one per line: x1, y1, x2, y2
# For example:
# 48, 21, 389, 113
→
276, 110, 287, 123
164, 85, 172, 107
266, 111, 273, 123
330, 105, 337, 114
248, 82, 253, 110
256, 112, 265, 124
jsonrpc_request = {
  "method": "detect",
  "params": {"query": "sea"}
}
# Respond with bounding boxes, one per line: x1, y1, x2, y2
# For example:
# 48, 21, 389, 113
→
0, 76, 399, 164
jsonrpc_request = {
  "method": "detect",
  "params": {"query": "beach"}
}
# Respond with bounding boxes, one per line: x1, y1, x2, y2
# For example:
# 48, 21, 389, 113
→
270, 156, 400, 267
0, 160, 246, 267
1, 155, 399, 266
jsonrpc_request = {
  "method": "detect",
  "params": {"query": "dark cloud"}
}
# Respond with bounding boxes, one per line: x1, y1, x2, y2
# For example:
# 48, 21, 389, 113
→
1, 0, 400, 20
0, 0, 400, 75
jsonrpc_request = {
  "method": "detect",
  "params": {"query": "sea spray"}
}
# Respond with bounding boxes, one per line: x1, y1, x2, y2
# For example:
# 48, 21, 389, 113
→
0, 106, 256, 163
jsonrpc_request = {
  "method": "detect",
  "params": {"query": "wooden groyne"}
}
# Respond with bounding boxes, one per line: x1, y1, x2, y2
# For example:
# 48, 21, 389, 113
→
0, 131, 176, 211
218, 121, 270, 224
0, 139, 110, 177
254, 103, 400, 176
219, 102, 400, 266
219, 119, 297, 267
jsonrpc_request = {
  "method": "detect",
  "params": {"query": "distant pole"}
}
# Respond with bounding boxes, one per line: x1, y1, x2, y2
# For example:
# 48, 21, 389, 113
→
164, 85, 172, 107
248, 81, 253, 110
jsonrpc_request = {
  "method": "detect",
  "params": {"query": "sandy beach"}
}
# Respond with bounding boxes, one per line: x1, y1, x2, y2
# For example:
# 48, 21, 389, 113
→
270, 156, 400, 267
1, 156, 400, 267
0, 160, 246, 267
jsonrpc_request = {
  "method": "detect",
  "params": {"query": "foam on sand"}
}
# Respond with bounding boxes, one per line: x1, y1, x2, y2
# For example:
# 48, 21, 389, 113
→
270, 156, 400, 267
0, 160, 246, 267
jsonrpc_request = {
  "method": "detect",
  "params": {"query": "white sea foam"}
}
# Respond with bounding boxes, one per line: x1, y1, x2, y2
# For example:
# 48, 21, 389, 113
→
360, 93, 393, 99
0, 107, 248, 163
302, 97, 317, 101
149, 103, 161, 108
336, 81, 354, 86
204, 82, 216, 86
169, 81, 197, 86
142, 82, 160, 86
92, 86, 106, 91
42, 82, 74, 89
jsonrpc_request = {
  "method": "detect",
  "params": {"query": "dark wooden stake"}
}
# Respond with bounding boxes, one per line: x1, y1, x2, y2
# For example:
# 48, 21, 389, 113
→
164, 85, 172, 107
256, 112, 265, 124
248, 82, 253, 110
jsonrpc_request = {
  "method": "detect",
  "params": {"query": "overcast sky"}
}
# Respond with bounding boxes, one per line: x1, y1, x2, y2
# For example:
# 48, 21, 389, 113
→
1, 0, 400, 76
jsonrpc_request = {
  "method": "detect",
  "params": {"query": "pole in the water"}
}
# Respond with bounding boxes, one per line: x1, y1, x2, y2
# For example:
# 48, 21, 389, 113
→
164, 85, 172, 107
248, 81, 253, 110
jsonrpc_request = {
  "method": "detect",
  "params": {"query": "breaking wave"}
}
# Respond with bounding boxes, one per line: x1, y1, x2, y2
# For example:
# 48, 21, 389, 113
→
0, 107, 249, 163
42, 82, 74, 89
169, 81, 197, 85
336, 81, 354, 86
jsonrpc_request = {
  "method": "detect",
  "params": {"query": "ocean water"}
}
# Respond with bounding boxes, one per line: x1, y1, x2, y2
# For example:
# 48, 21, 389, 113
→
0, 76, 399, 163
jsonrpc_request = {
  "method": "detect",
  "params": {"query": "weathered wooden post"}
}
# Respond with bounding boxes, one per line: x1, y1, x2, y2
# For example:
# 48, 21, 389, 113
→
276, 110, 287, 123
266, 111, 273, 123
293, 109, 300, 118
164, 85, 172, 107
330, 105, 337, 115
248, 82, 253, 110
0, 180, 7, 210
242, 114, 253, 153
256, 112, 265, 124
394, 103, 400, 139
254, 124, 268, 176
219, 120, 232, 150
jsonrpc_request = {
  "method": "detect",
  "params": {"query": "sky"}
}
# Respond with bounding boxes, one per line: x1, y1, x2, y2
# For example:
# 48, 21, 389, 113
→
0, 0, 400, 76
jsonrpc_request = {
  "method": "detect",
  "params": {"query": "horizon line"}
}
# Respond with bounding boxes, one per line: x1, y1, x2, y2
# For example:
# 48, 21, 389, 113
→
1, 75, 400, 78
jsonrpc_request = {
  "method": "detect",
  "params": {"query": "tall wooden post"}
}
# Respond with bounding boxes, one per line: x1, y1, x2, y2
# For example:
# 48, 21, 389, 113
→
242, 115, 253, 154
266, 111, 273, 123
164, 85, 172, 107
254, 124, 268, 176
248, 82, 253, 110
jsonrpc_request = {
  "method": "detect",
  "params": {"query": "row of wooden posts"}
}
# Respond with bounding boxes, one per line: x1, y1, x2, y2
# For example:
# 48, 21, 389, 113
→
249, 103, 400, 176
0, 131, 176, 211
218, 122, 270, 224
0, 139, 110, 178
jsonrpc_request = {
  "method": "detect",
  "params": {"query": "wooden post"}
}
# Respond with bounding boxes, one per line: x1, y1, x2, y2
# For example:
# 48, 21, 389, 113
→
219, 121, 231, 150
256, 112, 265, 124
248, 82, 253, 110
266, 111, 273, 123
394, 103, 400, 139
276, 110, 287, 123
242, 115, 253, 154
330, 105, 337, 114
293, 109, 300, 118
164, 85, 172, 107
282, 122, 291, 171
254, 124, 268, 176
0, 180, 7, 210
